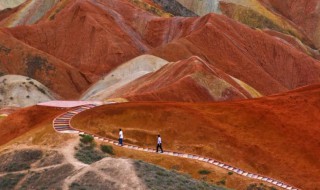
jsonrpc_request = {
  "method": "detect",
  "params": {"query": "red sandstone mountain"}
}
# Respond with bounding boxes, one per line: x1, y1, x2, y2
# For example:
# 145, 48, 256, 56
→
5, 0, 153, 78
0, 0, 59, 27
152, 0, 320, 60
149, 13, 320, 95
0, 1, 319, 189
0, 30, 91, 99
72, 84, 320, 190
259, 0, 320, 49
108, 56, 261, 102
263, 29, 320, 60
4, 0, 320, 98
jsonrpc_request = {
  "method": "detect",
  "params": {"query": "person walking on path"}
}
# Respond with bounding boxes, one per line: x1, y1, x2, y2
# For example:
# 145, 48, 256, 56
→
119, 128, 123, 146
156, 134, 163, 153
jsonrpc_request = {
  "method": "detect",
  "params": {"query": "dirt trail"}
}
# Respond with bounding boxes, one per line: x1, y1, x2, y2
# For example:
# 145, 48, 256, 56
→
59, 138, 146, 190
63, 158, 146, 190
59, 138, 88, 170
0, 138, 146, 189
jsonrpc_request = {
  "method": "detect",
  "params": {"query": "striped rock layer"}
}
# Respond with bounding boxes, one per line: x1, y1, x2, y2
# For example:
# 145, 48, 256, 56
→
5, 0, 320, 98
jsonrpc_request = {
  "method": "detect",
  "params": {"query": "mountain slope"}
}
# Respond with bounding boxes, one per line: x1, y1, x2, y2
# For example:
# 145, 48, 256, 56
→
151, 0, 320, 59
0, 75, 55, 107
0, 0, 25, 11
0, 31, 91, 99
259, 0, 320, 49
6, 0, 320, 97
6, 0, 153, 77
72, 84, 320, 190
108, 56, 261, 102
82, 54, 169, 101
149, 14, 320, 95
0, 0, 59, 27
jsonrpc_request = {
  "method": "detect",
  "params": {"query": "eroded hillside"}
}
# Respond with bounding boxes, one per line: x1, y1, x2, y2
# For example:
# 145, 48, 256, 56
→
72, 85, 320, 189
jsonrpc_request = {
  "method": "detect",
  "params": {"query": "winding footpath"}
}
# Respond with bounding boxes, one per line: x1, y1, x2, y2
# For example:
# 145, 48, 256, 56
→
51, 102, 299, 190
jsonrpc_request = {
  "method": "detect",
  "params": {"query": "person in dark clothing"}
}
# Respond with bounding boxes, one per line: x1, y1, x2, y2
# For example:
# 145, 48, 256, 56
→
119, 128, 123, 146
156, 134, 163, 153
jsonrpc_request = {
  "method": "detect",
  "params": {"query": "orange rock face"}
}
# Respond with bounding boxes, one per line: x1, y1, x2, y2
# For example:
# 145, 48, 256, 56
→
0, 1, 319, 188
259, 0, 320, 49
110, 56, 260, 102
0, 31, 91, 99
6, 0, 152, 77
72, 84, 320, 189
148, 14, 320, 95
263, 29, 320, 60
6, 0, 320, 98
0, 0, 59, 27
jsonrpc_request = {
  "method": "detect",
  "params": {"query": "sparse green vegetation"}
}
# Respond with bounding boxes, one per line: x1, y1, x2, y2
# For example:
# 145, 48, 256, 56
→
21, 164, 73, 189
79, 134, 94, 144
198, 169, 211, 175
100, 144, 114, 155
69, 171, 116, 189
0, 150, 42, 172
217, 178, 226, 186
25, 55, 54, 77
134, 160, 228, 190
70, 182, 80, 188
75, 144, 105, 164
246, 183, 278, 190
75, 136, 105, 164
227, 171, 233, 175
5, 163, 30, 172
0, 174, 25, 189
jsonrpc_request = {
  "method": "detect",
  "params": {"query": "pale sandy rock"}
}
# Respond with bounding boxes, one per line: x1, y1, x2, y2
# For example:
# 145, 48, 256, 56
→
0, 75, 56, 107
81, 55, 168, 100
1, 0, 59, 27
0, 0, 25, 10
175, 0, 221, 15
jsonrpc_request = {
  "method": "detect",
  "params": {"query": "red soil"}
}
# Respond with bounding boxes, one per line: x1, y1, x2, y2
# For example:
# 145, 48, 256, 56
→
111, 56, 257, 102
6, 0, 153, 77
259, 0, 320, 49
0, 106, 67, 146
0, 30, 91, 99
263, 29, 320, 60
72, 84, 320, 189
149, 13, 320, 95
6, 0, 320, 97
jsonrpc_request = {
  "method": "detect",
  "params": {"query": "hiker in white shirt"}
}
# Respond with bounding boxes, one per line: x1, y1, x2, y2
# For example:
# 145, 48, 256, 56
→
156, 134, 163, 153
119, 129, 123, 146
